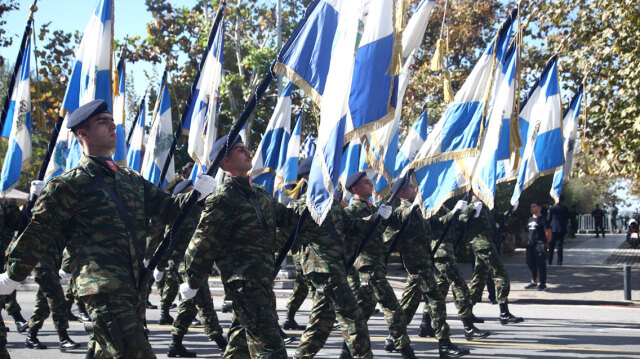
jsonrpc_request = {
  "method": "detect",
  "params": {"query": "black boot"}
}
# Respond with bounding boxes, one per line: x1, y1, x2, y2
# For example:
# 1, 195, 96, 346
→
11, 312, 28, 332
167, 334, 197, 357
399, 344, 417, 359
279, 325, 295, 344
338, 341, 353, 359
418, 312, 435, 337
77, 301, 91, 322
85, 347, 95, 359
384, 335, 394, 352
146, 300, 158, 310
159, 308, 174, 325
282, 308, 305, 330
66, 300, 79, 322
59, 328, 81, 350
499, 303, 524, 325
470, 309, 484, 323
25, 326, 47, 349
210, 333, 227, 352
462, 316, 490, 341
221, 300, 233, 313
438, 338, 470, 358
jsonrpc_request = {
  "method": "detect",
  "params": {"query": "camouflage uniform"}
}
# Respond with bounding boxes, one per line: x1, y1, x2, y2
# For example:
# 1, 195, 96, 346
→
184, 176, 296, 359
6, 155, 190, 359
285, 226, 310, 314
345, 198, 410, 350
382, 199, 451, 340
289, 195, 372, 359
0, 202, 21, 358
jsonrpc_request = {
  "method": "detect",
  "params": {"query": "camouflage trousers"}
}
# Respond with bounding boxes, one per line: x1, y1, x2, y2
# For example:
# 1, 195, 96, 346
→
286, 268, 310, 313
0, 295, 9, 359
3, 290, 21, 317
64, 276, 81, 307
172, 281, 223, 339
160, 265, 180, 311
469, 236, 510, 305
295, 272, 372, 359
30, 271, 69, 331
434, 256, 473, 319
82, 294, 155, 359
354, 266, 410, 350
399, 267, 451, 340
223, 280, 287, 359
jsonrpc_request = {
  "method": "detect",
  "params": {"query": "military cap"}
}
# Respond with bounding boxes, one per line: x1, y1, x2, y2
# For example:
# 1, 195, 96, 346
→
345, 170, 367, 191
297, 157, 313, 176
391, 177, 409, 194
172, 180, 193, 195
209, 134, 242, 163
66, 99, 111, 129
180, 162, 194, 173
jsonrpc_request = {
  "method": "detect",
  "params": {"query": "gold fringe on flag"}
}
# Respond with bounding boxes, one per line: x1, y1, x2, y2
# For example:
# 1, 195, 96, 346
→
387, 0, 405, 76
430, 38, 445, 72
443, 71, 454, 103
285, 178, 307, 199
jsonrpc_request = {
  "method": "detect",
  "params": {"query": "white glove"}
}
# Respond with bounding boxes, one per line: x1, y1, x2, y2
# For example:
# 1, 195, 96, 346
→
59, 269, 72, 280
179, 282, 198, 300
153, 268, 164, 282
143, 259, 149, 267
193, 174, 216, 200
377, 204, 392, 219
511, 200, 519, 212
473, 201, 483, 218
0, 272, 19, 295
453, 200, 468, 213
29, 180, 45, 200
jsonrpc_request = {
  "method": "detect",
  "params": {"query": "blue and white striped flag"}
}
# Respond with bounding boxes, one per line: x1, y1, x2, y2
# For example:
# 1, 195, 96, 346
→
250, 83, 294, 195
275, 110, 302, 202
550, 84, 584, 202
126, 96, 146, 172
410, 9, 517, 217
339, 137, 364, 190
186, 20, 225, 169
141, 71, 175, 188
45, 0, 113, 181
301, 133, 316, 159
394, 109, 429, 180
112, 57, 127, 165
0, 35, 32, 193
510, 56, 563, 206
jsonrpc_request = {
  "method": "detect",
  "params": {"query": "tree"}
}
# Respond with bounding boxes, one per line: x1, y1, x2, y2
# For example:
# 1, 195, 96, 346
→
0, 0, 19, 68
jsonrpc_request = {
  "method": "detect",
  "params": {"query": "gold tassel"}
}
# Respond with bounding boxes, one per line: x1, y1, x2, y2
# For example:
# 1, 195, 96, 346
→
386, 0, 405, 76
443, 71, 454, 103
34, 105, 46, 132
284, 178, 307, 199
431, 38, 445, 72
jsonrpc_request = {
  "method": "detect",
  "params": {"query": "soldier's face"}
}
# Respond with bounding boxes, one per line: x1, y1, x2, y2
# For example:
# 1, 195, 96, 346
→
352, 175, 373, 198
77, 114, 117, 150
222, 142, 253, 174
402, 183, 416, 201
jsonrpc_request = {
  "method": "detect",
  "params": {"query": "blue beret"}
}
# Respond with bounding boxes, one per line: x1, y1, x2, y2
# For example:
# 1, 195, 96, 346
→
209, 134, 242, 164
297, 157, 313, 176
391, 177, 409, 194
345, 171, 367, 191
172, 180, 193, 194
67, 99, 110, 129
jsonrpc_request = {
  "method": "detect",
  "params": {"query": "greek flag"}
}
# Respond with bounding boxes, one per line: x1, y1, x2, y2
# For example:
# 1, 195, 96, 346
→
141, 71, 175, 188
394, 109, 429, 179
0, 35, 32, 193
411, 9, 517, 217
301, 133, 316, 158
510, 56, 563, 206
339, 137, 364, 190
44, 0, 113, 181
126, 96, 145, 172
275, 110, 302, 202
250, 83, 294, 195
550, 84, 584, 202
112, 57, 127, 165
186, 19, 225, 168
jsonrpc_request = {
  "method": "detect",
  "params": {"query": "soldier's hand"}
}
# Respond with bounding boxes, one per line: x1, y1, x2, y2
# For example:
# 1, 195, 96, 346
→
453, 200, 468, 213
511, 200, 519, 212
59, 269, 72, 280
143, 259, 150, 268
473, 201, 483, 218
179, 282, 198, 300
377, 204, 392, 219
194, 174, 216, 200
153, 268, 164, 282
0, 272, 19, 295
29, 180, 45, 200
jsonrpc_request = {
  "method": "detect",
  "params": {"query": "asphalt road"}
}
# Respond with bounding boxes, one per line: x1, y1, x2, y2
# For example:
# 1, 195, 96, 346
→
4, 290, 640, 358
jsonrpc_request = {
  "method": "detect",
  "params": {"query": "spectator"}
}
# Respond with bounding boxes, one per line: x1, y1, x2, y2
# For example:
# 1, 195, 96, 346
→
610, 206, 618, 233
541, 201, 550, 217
592, 204, 606, 238
525, 202, 549, 291
547, 196, 569, 265
569, 204, 578, 238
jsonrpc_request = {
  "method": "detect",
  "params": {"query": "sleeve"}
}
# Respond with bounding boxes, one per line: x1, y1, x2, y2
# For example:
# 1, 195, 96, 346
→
143, 175, 190, 224
2, 204, 22, 232
183, 193, 231, 289
6, 178, 75, 281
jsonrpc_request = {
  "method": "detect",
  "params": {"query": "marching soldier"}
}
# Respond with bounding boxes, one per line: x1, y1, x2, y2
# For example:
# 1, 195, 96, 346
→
0, 99, 216, 358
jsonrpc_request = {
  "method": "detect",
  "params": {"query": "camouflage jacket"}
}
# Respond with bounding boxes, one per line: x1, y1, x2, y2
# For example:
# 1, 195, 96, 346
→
184, 176, 296, 290
383, 199, 433, 274
158, 205, 202, 270
437, 202, 494, 253
288, 194, 370, 277
344, 198, 386, 270
7, 155, 188, 297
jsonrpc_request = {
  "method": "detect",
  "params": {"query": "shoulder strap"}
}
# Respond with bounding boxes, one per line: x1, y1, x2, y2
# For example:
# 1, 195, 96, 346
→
230, 182, 273, 243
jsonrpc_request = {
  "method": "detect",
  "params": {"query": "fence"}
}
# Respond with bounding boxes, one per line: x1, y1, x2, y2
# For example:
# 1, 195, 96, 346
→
577, 214, 620, 233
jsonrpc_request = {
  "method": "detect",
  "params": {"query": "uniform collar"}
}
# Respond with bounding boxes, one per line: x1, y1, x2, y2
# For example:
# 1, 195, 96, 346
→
352, 197, 371, 206
80, 154, 119, 177
226, 176, 252, 191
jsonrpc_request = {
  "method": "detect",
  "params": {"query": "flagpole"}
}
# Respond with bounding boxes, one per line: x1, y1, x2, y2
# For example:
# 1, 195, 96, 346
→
0, 1, 37, 133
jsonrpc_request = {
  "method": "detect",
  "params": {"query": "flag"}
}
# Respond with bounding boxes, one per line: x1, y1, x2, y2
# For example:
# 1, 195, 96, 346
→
141, 71, 175, 188
410, 9, 518, 218
0, 34, 32, 193
339, 137, 364, 190
550, 84, 584, 202
510, 55, 563, 206
275, 110, 302, 202
44, 0, 114, 181
186, 20, 225, 169
126, 96, 146, 172
301, 133, 316, 158
250, 82, 294, 195
394, 109, 429, 178
112, 57, 127, 165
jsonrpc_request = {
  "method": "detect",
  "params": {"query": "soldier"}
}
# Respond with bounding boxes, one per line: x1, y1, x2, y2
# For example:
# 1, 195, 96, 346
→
462, 196, 523, 324
343, 171, 416, 358
181, 135, 297, 359
0, 99, 216, 359
384, 181, 474, 358
155, 180, 227, 357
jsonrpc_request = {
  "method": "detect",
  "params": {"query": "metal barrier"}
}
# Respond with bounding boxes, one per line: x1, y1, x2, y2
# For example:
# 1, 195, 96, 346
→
578, 214, 614, 233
